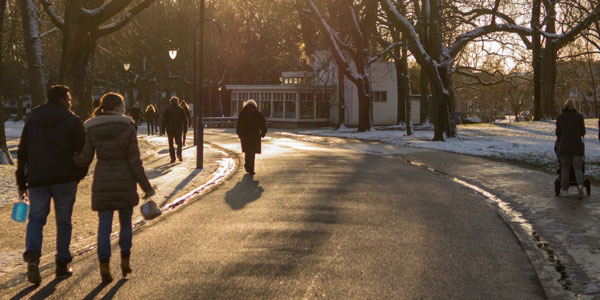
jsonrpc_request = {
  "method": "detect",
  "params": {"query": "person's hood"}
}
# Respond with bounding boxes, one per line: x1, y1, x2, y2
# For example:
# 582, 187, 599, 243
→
29, 102, 72, 128
84, 112, 133, 140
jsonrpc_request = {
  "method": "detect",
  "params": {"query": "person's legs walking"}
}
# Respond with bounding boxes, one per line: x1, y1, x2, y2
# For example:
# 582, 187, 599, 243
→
24, 186, 51, 284
245, 152, 256, 174
118, 207, 133, 276
573, 156, 585, 198
175, 134, 183, 161
97, 210, 114, 282
560, 156, 571, 194
167, 133, 176, 162
51, 182, 77, 278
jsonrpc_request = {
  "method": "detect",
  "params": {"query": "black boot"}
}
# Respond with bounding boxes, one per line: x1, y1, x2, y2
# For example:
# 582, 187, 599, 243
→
24, 252, 41, 285
55, 259, 73, 279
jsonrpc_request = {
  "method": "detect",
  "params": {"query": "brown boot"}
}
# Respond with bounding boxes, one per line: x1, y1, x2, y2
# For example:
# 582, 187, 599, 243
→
121, 256, 132, 277
24, 252, 41, 285
99, 261, 113, 283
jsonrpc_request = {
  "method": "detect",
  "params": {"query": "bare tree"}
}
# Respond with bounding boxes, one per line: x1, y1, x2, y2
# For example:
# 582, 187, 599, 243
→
39, 0, 156, 118
19, 0, 46, 108
0, 0, 13, 164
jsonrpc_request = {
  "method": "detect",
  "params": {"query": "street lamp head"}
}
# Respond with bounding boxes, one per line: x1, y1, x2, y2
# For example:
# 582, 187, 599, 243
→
218, 87, 222, 92
123, 63, 130, 71
169, 49, 178, 60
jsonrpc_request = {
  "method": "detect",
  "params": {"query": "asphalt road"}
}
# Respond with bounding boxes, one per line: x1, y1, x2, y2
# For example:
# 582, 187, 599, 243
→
2, 130, 545, 299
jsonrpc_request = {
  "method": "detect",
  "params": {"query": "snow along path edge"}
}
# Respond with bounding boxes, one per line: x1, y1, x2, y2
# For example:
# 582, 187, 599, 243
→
0, 142, 239, 291
406, 159, 574, 300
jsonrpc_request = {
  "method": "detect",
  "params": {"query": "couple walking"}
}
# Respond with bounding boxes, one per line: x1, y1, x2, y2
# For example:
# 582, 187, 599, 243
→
16, 85, 155, 284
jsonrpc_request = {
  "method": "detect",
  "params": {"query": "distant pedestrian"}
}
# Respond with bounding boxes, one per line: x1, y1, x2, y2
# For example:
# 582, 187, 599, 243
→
236, 99, 267, 175
152, 104, 160, 133
145, 104, 157, 136
163, 97, 188, 163
128, 101, 144, 132
73, 92, 155, 283
556, 99, 586, 198
16, 85, 86, 284
179, 100, 191, 146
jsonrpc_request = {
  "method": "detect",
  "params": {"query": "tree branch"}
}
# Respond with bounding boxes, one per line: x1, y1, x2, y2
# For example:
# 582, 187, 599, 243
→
39, 0, 64, 30
95, 0, 155, 38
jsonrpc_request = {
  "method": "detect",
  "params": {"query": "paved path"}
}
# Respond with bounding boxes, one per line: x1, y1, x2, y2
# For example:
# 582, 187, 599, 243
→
1, 130, 544, 299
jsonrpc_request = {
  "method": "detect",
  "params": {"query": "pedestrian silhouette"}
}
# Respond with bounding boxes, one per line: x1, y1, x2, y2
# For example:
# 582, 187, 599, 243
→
236, 99, 267, 175
162, 97, 188, 163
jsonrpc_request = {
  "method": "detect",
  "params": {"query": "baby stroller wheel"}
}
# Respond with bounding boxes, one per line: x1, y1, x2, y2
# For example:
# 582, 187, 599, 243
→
585, 178, 591, 196
554, 178, 561, 196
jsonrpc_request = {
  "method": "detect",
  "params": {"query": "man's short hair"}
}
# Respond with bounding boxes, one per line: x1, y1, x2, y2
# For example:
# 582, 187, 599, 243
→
47, 85, 69, 103
169, 96, 180, 106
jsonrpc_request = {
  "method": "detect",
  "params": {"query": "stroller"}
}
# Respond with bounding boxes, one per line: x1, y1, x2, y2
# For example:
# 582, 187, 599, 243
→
553, 140, 591, 196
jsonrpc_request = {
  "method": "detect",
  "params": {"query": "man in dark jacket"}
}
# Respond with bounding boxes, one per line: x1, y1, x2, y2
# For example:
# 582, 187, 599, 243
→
128, 100, 144, 132
236, 100, 267, 175
16, 85, 86, 284
556, 99, 586, 198
163, 97, 188, 163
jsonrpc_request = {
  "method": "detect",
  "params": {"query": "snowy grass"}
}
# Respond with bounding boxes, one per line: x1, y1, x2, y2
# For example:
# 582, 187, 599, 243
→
299, 119, 600, 179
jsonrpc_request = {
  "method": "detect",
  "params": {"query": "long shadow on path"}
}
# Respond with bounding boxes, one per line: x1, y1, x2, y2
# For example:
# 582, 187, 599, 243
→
225, 174, 264, 210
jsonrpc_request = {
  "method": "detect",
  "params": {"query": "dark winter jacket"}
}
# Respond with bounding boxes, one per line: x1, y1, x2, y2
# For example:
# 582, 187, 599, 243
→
556, 109, 586, 157
128, 107, 144, 124
236, 103, 267, 154
73, 112, 152, 211
181, 105, 191, 127
16, 102, 86, 190
163, 104, 188, 136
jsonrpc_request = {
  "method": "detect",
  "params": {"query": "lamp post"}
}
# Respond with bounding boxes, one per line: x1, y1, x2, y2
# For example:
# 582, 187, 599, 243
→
193, 8, 222, 169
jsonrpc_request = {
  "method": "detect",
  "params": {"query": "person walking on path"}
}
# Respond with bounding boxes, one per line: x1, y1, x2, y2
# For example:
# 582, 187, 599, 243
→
236, 99, 267, 175
73, 92, 155, 283
145, 104, 157, 136
16, 85, 86, 284
128, 101, 144, 132
179, 100, 191, 146
163, 97, 188, 163
556, 99, 586, 198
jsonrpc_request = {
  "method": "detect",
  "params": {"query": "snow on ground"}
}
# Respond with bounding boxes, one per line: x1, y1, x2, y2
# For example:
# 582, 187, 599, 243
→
5, 121, 24, 139
299, 119, 600, 179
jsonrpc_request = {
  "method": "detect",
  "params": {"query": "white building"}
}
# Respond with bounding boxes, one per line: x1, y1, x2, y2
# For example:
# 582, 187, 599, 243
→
226, 51, 420, 128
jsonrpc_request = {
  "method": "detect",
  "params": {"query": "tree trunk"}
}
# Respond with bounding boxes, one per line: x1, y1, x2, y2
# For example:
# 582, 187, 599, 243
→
420, 69, 429, 123
540, 44, 558, 118
531, 0, 542, 120
400, 41, 411, 135
337, 70, 345, 128
19, 0, 47, 108
357, 79, 371, 132
61, 28, 96, 118
0, 0, 13, 164
395, 61, 405, 125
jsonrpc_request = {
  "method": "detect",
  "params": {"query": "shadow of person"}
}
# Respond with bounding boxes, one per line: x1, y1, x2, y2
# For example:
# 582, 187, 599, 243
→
15, 278, 64, 300
82, 282, 110, 300
100, 279, 128, 300
225, 174, 264, 210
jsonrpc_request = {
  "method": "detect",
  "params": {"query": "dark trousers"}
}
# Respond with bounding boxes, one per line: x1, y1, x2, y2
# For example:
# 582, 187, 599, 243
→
182, 128, 188, 146
167, 132, 183, 161
147, 120, 155, 135
244, 152, 256, 173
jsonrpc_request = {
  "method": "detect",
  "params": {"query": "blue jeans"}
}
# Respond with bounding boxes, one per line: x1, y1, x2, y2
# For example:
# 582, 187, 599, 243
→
25, 182, 77, 263
97, 207, 133, 261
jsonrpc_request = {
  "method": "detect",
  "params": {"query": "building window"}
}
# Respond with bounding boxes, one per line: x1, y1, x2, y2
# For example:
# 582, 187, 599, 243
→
300, 100, 314, 119
261, 101, 271, 117
232, 92, 238, 100
274, 93, 283, 101
273, 101, 284, 118
285, 93, 296, 101
285, 101, 296, 119
373, 91, 387, 102
261, 93, 272, 101
251, 93, 260, 101
317, 102, 329, 118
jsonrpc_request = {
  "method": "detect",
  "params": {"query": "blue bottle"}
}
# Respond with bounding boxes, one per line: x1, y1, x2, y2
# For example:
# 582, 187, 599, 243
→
11, 201, 29, 223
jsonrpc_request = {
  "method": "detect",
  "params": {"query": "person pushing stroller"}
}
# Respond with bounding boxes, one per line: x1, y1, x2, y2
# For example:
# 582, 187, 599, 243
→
555, 99, 586, 199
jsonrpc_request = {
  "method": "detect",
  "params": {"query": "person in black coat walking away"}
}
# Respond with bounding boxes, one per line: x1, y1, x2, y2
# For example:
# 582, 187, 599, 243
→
128, 101, 144, 132
556, 99, 586, 198
179, 100, 191, 146
16, 85, 86, 284
163, 97, 188, 163
145, 104, 157, 136
236, 100, 267, 175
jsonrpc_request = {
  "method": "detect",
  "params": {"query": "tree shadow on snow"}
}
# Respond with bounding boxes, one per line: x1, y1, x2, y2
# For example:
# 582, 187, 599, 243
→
225, 174, 264, 210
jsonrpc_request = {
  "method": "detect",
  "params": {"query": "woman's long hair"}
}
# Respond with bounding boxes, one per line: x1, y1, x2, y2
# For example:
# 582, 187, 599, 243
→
145, 104, 156, 115
93, 93, 124, 117
179, 100, 189, 110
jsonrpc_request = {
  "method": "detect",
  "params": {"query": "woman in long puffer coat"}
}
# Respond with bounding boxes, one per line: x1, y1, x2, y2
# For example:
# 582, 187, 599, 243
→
74, 92, 155, 283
